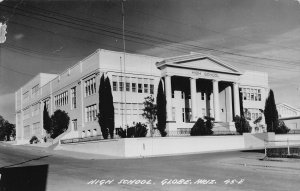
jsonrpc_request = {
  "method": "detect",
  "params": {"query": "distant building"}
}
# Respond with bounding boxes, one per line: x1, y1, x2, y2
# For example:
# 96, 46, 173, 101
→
277, 103, 300, 130
15, 49, 269, 144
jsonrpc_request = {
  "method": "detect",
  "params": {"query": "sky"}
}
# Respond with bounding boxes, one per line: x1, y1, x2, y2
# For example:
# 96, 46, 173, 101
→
0, 0, 300, 123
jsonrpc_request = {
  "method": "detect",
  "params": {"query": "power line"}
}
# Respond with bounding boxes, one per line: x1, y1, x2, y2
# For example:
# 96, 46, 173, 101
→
1, 3, 300, 72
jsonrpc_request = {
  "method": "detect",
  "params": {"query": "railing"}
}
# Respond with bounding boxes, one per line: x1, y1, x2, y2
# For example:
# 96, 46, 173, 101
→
287, 129, 300, 134
264, 139, 300, 158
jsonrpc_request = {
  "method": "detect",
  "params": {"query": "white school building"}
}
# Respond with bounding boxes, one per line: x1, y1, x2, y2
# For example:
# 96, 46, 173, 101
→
15, 49, 269, 144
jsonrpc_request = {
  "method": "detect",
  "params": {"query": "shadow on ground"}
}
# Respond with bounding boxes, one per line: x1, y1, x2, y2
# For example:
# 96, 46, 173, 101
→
0, 164, 49, 191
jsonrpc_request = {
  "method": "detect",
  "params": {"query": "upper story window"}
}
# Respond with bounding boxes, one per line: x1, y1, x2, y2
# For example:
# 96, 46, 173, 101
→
241, 88, 262, 102
32, 103, 40, 116
32, 84, 40, 97
54, 91, 68, 107
71, 86, 77, 109
86, 104, 97, 122
84, 77, 96, 97
23, 91, 29, 103
23, 107, 31, 120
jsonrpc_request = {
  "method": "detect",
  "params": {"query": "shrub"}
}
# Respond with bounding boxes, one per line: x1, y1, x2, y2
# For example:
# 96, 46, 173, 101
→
29, 136, 39, 144
50, 110, 70, 139
134, 122, 148, 137
190, 117, 214, 136
117, 128, 127, 138
117, 122, 148, 138
275, 120, 290, 134
234, 115, 251, 135
190, 118, 205, 136
204, 116, 214, 135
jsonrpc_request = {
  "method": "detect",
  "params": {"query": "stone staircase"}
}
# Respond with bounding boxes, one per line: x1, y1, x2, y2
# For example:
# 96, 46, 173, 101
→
213, 121, 236, 133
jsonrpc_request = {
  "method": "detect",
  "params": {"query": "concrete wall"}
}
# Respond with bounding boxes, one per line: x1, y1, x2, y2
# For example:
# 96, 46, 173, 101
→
57, 136, 245, 157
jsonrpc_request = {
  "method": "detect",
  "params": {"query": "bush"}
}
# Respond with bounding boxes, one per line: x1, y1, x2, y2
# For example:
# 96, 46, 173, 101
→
190, 117, 214, 136
234, 115, 251, 135
134, 122, 148, 137
51, 110, 70, 139
117, 122, 148, 138
274, 120, 290, 134
29, 136, 39, 144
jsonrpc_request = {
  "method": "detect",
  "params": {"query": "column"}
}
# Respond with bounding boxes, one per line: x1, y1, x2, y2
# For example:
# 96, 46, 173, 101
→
225, 85, 233, 122
233, 82, 241, 116
190, 78, 197, 122
213, 80, 220, 121
165, 75, 173, 121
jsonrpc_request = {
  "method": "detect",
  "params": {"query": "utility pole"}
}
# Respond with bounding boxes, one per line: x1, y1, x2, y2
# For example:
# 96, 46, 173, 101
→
121, 0, 127, 129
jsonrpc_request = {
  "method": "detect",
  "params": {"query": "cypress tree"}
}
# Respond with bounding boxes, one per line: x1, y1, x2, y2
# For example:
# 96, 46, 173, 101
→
264, 89, 279, 132
98, 74, 109, 139
105, 76, 115, 139
156, 78, 167, 137
239, 90, 244, 118
43, 104, 52, 135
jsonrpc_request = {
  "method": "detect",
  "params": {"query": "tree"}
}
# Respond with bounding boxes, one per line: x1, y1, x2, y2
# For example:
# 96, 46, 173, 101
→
97, 74, 114, 139
156, 79, 167, 137
105, 76, 115, 139
98, 74, 108, 139
0, 115, 15, 141
43, 104, 52, 135
50, 110, 70, 139
142, 95, 157, 136
233, 115, 251, 135
239, 90, 244, 118
264, 89, 279, 132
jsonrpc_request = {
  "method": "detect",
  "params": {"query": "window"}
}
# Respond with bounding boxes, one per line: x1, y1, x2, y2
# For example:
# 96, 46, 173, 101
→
71, 87, 77, 109
23, 91, 29, 103
201, 92, 205, 100
72, 119, 78, 131
86, 104, 97, 122
114, 102, 119, 114
32, 103, 40, 116
241, 88, 262, 102
132, 83, 137, 92
138, 83, 143, 93
23, 107, 31, 120
32, 84, 40, 97
44, 99, 50, 110
84, 77, 96, 97
54, 91, 68, 107
126, 82, 130, 92
33, 122, 40, 135
119, 82, 124, 91
113, 82, 118, 91
150, 84, 154, 94
171, 107, 175, 121
138, 103, 143, 115
144, 84, 148, 93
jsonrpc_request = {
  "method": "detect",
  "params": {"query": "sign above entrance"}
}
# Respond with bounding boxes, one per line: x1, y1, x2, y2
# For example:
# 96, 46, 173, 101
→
191, 71, 219, 78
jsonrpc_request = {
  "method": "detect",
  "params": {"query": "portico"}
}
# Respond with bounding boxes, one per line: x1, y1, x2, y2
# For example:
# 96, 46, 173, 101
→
156, 53, 242, 131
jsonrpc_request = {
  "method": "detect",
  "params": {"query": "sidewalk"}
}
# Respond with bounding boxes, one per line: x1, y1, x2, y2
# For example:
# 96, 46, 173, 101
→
221, 154, 300, 173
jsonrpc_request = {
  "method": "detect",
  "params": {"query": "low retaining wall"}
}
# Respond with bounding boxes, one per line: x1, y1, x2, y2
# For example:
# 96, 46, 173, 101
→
56, 136, 244, 158
56, 134, 300, 158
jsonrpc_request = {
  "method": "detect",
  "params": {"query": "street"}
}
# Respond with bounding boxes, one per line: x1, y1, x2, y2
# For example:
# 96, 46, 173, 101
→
0, 143, 300, 191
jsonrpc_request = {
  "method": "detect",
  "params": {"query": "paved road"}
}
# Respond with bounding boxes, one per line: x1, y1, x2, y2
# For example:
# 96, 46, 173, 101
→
0, 143, 300, 191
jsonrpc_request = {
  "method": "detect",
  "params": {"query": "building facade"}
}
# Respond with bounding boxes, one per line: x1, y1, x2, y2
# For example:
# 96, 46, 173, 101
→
15, 49, 269, 143
277, 103, 300, 130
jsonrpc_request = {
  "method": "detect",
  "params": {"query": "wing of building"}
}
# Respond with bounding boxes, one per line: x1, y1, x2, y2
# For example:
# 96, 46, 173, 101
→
15, 49, 269, 144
